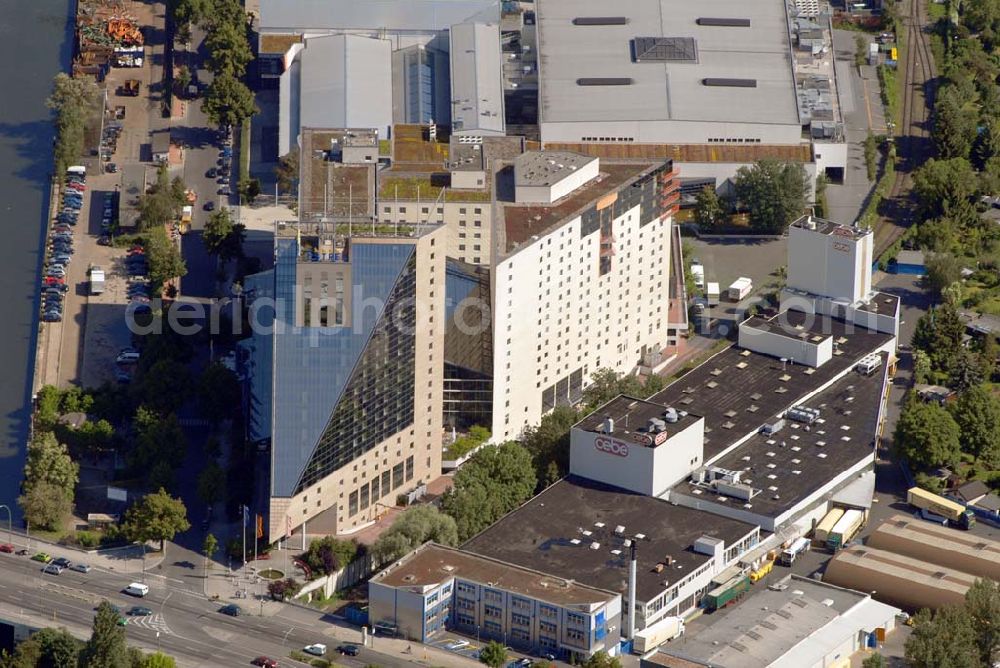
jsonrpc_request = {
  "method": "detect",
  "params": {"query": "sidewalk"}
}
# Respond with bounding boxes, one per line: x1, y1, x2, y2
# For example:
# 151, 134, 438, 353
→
5, 530, 164, 578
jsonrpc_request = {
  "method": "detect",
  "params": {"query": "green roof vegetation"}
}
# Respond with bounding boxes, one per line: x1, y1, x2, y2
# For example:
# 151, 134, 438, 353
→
444, 426, 491, 460
379, 175, 491, 203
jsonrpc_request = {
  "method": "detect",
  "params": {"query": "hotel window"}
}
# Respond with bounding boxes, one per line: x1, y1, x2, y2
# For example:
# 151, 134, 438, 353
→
371, 475, 380, 500
348, 491, 358, 516
381, 471, 391, 497
360, 483, 370, 510
392, 463, 404, 489
405, 455, 414, 481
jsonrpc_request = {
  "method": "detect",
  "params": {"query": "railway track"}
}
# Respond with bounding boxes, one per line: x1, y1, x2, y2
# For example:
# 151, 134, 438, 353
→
874, 0, 937, 257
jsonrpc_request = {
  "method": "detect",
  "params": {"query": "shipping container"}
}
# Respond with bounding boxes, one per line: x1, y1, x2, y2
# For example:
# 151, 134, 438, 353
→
827, 509, 865, 551
704, 575, 750, 611
632, 616, 684, 653
814, 507, 845, 544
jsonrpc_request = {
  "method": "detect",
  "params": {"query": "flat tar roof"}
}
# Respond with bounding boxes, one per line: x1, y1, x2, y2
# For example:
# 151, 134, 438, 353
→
514, 152, 598, 187
673, 352, 886, 517
536, 0, 800, 126
373, 543, 618, 608
462, 476, 758, 602
855, 292, 900, 316
575, 396, 702, 446
645, 311, 893, 461
790, 215, 871, 238
299, 128, 375, 221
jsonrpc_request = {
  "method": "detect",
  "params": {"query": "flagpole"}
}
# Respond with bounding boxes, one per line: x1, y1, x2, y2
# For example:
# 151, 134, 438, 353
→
242, 505, 247, 575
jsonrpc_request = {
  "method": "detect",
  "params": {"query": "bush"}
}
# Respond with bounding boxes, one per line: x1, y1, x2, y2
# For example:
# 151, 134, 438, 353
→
914, 471, 945, 493
444, 425, 491, 460
267, 577, 301, 601
301, 536, 358, 577
76, 530, 100, 548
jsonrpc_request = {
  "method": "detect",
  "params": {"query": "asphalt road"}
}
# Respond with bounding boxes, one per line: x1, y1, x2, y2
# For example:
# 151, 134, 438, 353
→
0, 551, 411, 668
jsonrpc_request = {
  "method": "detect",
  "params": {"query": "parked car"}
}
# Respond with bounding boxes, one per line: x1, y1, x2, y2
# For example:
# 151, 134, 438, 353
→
42, 312, 62, 322
206, 167, 217, 178
107, 163, 119, 173
250, 658, 277, 668
303, 645, 326, 657
50, 557, 71, 568
204, 201, 215, 211
98, 236, 111, 246
42, 564, 64, 575
219, 604, 242, 617
70, 563, 91, 573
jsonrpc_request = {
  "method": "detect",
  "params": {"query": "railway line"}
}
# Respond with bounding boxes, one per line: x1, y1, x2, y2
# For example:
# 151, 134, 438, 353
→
874, 0, 937, 257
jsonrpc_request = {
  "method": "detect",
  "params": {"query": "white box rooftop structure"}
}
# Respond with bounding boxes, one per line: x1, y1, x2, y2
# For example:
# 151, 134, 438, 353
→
535, 0, 802, 145
513, 151, 600, 203
449, 22, 506, 136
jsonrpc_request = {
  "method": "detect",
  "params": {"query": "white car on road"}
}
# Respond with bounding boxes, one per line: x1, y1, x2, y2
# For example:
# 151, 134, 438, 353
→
303, 644, 327, 656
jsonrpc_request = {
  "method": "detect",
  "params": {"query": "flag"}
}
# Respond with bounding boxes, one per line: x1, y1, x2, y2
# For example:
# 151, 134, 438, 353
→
256, 514, 264, 539
242, 505, 249, 527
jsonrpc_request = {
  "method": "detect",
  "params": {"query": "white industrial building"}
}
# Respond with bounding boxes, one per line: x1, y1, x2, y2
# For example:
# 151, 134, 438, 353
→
449, 22, 506, 136
782, 215, 899, 339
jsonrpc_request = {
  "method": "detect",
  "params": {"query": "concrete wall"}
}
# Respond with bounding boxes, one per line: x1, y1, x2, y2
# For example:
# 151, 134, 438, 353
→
491, 206, 673, 441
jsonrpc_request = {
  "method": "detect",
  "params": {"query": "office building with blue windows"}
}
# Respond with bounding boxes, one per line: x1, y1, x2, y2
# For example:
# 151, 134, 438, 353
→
369, 543, 622, 661
241, 211, 445, 542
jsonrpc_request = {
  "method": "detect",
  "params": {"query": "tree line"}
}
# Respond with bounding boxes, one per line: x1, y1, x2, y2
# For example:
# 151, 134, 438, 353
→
694, 159, 811, 234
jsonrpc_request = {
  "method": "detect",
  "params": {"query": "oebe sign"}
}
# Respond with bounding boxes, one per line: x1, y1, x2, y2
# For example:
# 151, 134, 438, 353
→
594, 436, 629, 458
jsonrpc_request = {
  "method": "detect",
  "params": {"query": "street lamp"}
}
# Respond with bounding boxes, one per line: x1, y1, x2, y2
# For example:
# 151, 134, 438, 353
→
0, 505, 13, 545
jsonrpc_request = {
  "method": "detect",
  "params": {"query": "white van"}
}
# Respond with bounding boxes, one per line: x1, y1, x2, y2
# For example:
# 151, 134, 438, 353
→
124, 582, 149, 597
66, 166, 87, 176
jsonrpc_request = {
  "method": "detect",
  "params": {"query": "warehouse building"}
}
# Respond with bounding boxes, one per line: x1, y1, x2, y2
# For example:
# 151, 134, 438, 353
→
462, 476, 761, 635
369, 543, 622, 661
823, 545, 980, 611
865, 514, 1000, 581
645, 575, 900, 668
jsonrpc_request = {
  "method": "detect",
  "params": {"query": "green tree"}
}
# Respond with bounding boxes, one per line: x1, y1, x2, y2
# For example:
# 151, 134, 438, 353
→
905, 606, 981, 668
275, 147, 300, 194
912, 302, 965, 376
478, 641, 507, 668
694, 185, 725, 230
965, 579, 1000, 666
893, 394, 963, 468
301, 536, 359, 575
122, 488, 190, 552
24, 431, 79, 495
196, 462, 226, 506
30, 627, 80, 668
197, 362, 241, 424
949, 348, 985, 393
933, 88, 978, 160
202, 533, 218, 577
205, 21, 253, 78
861, 653, 886, 668
135, 357, 193, 415
582, 651, 622, 668
174, 66, 192, 94
854, 34, 868, 68
239, 177, 262, 205
46, 73, 100, 174
144, 227, 187, 291
141, 653, 177, 668
79, 601, 129, 668
864, 133, 878, 182
913, 157, 978, 218
583, 368, 648, 408
925, 253, 963, 298
371, 505, 459, 567
68, 418, 116, 456
130, 407, 187, 473
18, 481, 73, 531
35, 385, 63, 429
521, 406, 578, 487
170, 0, 210, 32
201, 208, 233, 256
440, 442, 537, 541
202, 73, 256, 128
266, 577, 301, 601
734, 159, 809, 233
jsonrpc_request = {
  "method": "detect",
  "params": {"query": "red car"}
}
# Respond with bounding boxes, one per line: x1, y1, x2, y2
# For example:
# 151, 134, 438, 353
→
0, 544, 14, 554
251, 658, 277, 668
43, 277, 65, 285
66, 183, 86, 192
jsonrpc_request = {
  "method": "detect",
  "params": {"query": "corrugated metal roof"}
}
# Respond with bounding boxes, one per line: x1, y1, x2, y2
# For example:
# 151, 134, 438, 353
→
260, 0, 500, 32
448, 22, 505, 135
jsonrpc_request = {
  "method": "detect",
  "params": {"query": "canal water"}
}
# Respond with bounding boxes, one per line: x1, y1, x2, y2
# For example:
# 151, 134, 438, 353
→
0, 0, 74, 521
